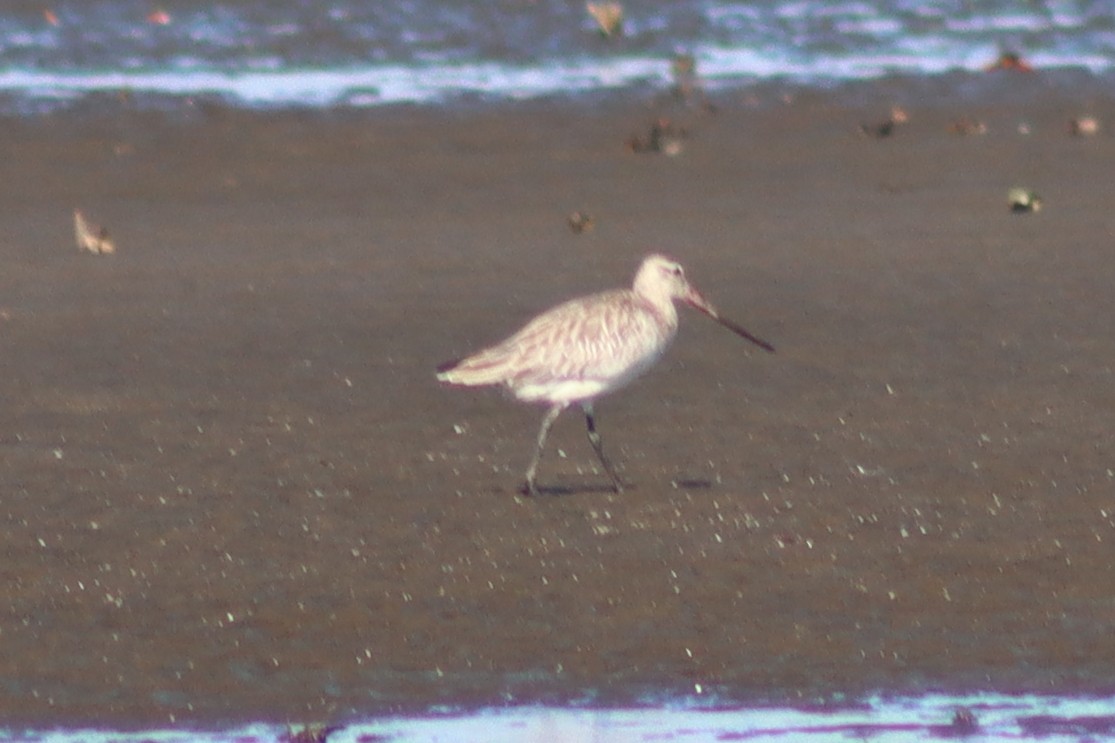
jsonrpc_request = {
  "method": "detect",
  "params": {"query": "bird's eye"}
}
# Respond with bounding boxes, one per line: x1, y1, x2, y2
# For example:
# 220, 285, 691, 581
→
672, 266, 683, 276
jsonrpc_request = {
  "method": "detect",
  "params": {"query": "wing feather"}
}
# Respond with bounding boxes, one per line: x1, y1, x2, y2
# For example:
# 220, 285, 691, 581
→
437, 289, 676, 403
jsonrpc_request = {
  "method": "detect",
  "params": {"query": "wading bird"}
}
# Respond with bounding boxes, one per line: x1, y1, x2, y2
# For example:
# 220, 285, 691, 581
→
436, 254, 774, 496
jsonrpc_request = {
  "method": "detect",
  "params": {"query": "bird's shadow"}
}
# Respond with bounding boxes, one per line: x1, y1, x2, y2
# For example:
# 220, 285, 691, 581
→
498, 476, 715, 498
670, 477, 714, 490
501, 481, 627, 498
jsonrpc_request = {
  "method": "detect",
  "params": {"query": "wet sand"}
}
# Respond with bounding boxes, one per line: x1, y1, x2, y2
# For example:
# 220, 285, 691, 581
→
2, 84, 1115, 728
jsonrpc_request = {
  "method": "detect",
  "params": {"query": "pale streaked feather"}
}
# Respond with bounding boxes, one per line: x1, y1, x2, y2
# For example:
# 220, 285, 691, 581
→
437, 288, 675, 404
435, 253, 774, 494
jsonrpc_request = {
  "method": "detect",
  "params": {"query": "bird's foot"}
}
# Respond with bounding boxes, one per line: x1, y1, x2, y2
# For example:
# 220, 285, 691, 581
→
602, 469, 625, 493
519, 480, 540, 497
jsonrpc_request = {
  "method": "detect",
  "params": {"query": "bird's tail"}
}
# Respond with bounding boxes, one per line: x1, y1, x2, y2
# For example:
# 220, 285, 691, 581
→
435, 348, 515, 387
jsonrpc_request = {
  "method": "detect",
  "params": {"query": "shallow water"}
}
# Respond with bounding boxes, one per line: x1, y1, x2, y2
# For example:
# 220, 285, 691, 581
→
6, 694, 1115, 742
1, 0, 1114, 110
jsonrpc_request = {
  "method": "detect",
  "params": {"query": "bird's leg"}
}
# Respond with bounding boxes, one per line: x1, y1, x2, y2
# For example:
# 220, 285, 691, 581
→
583, 403, 623, 493
523, 404, 566, 496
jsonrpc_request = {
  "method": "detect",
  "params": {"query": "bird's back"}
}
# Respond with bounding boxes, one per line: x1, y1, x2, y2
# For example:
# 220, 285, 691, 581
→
437, 288, 677, 404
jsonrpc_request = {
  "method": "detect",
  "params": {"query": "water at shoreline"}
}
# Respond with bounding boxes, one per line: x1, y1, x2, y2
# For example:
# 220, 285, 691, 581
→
6, 693, 1115, 742
1, 1, 1114, 113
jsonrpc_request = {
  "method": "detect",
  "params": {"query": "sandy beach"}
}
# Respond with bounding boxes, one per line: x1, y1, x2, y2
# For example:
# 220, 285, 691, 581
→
2, 79, 1115, 728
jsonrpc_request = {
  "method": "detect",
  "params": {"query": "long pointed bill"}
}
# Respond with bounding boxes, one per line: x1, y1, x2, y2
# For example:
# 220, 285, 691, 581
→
685, 288, 775, 353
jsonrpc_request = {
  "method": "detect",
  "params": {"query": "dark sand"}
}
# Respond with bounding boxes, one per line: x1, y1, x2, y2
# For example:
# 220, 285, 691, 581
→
2, 84, 1115, 728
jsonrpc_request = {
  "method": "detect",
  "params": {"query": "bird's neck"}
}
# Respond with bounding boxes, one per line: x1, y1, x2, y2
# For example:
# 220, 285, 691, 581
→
633, 288, 679, 331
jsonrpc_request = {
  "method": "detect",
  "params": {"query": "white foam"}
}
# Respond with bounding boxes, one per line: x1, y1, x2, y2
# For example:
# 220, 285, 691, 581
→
0, 57, 674, 107
5, 693, 1114, 743
0, 36, 1112, 110
1, 0, 1114, 111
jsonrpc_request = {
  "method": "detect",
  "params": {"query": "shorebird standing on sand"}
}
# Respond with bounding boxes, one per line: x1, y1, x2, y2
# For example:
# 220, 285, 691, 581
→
436, 254, 775, 496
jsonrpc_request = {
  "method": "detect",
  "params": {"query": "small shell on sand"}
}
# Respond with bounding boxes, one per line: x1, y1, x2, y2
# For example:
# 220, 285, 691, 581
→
1008, 187, 1042, 213
74, 209, 116, 255
586, 2, 623, 37
1068, 116, 1100, 136
567, 211, 596, 234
